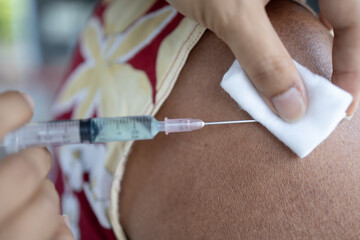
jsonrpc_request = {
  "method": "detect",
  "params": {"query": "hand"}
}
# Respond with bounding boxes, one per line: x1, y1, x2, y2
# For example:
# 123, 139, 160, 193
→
166, 0, 360, 121
318, 0, 360, 117
0, 91, 74, 240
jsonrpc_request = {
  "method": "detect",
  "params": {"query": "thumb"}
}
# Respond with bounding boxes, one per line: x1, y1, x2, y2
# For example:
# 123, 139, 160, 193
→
220, 3, 308, 122
0, 91, 34, 139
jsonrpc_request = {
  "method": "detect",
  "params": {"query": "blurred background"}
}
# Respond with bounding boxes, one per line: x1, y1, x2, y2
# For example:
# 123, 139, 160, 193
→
0, 0, 320, 160
0, 0, 319, 122
0, 0, 97, 121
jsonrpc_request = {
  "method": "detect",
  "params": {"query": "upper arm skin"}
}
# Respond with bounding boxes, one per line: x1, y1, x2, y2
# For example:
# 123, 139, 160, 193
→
120, 1, 360, 239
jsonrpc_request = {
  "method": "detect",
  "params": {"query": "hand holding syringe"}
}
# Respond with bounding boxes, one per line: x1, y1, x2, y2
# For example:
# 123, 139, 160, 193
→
1, 115, 256, 153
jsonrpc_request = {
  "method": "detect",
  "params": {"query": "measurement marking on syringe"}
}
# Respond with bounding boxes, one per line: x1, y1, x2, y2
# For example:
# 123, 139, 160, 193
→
1, 116, 257, 153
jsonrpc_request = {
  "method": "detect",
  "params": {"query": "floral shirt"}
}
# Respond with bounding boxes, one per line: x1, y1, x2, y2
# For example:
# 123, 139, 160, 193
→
53, 0, 205, 239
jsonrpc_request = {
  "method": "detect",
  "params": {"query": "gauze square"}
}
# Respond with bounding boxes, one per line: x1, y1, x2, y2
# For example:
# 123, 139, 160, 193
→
221, 60, 353, 158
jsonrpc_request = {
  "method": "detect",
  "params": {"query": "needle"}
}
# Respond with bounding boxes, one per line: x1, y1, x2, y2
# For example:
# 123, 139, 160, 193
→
204, 120, 257, 126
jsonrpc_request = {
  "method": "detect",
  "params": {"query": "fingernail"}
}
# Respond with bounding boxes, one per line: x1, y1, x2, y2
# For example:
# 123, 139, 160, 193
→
20, 92, 35, 110
63, 215, 71, 230
272, 87, 306, 122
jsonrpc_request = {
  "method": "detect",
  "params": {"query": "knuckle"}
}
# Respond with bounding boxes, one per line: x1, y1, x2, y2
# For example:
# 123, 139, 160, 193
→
55, 230, 74, 240
21, 147, 52, 173
251, 57, 294, 92
204, 0, 248, 38
39, 180, 60, 212
12, 153, 42, 187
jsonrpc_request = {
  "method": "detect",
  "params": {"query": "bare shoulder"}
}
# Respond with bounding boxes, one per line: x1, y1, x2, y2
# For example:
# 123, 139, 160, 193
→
119, 1, 360, 239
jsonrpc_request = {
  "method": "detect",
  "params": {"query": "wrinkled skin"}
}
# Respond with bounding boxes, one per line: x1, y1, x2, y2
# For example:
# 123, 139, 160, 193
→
166, 0, 360, 120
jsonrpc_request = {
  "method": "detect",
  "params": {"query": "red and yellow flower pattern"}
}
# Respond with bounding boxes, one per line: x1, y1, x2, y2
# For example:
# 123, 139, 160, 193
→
53, 1, 205, 239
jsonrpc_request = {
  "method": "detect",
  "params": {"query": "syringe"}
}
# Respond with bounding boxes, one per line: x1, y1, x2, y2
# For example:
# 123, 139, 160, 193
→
0, 116, 256, 153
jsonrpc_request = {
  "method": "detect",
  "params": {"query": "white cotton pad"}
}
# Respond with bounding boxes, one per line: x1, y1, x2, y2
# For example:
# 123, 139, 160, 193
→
221, 60, 353, 158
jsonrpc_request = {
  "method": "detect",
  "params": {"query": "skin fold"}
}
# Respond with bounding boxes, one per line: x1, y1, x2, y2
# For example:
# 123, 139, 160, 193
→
166, 0, 360, 120
119, 1, 360, 239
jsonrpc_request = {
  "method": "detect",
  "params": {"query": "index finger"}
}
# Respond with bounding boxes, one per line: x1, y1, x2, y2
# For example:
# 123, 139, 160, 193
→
331, 26, 360, 116
0, 91, 34, 139
319, 0, 360, 116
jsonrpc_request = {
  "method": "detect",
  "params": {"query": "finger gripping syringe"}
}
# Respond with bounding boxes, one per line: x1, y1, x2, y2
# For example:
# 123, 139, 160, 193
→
1, 116, 256, 153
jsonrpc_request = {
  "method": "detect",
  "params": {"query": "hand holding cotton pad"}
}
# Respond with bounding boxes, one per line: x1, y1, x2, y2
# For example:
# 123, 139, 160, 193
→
221, 60, 353, 158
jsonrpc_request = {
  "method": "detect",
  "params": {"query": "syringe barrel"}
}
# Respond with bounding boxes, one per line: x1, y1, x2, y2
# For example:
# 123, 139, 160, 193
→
0, 116, 204, 153
1, 116, 161, 153
2, 120, 81, 153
